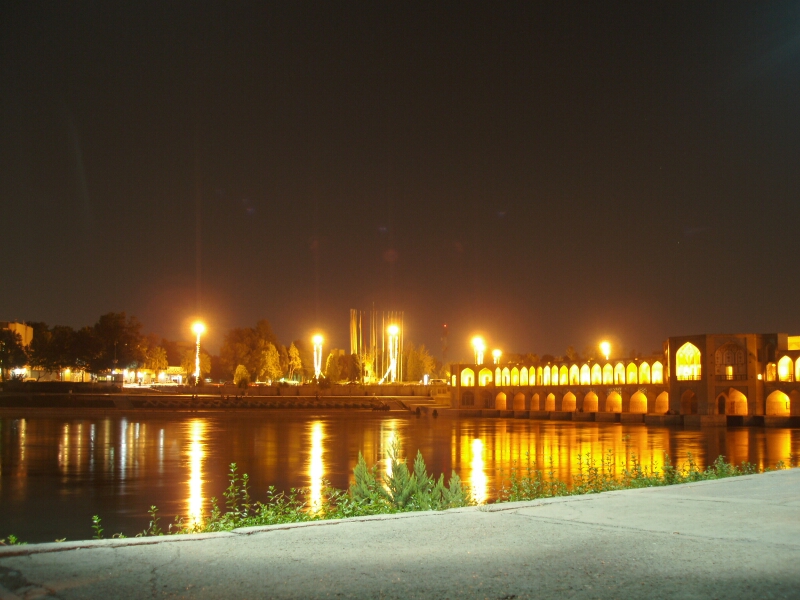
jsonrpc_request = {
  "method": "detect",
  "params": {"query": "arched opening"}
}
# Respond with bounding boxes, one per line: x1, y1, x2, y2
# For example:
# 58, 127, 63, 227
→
591, 364, 601, 385
629, 391, 647, 414
583, 391, 599, 412
520, 367, 529, 386
766, 391, 790, 416
580, 364, 590, 385
639, 362, 651, 384
511, 367, 520, 386
461, 391, 475, 406
654, 391, 669, 414
495, 392, 507, 410
451, 374, 456, 386
796, 361, 800, 384
766, 363, 777, 382
562, 391, 577, 412
551, 365, 559, 385
605, 392, 622, 413
676, 342, 702, 380
727, 389, 748, 415
680, 390, 698, 415
495, 367, 501, 383
478, 368, 493, 386
543, 367, 551, 386
536, 367, 543, 385
559, 365, 568, 385
461, 368, 475, 387
545, 393, 556, 411
569, 365, 579, 385
614, 363, 626, 384
602, 364, 613, 385
502, 367, 511, 386
626, 363, 638, 384
778, 356, 793, 382
531, 393, 541, 411
652, 361, 664, 384
513, 392, 526, 411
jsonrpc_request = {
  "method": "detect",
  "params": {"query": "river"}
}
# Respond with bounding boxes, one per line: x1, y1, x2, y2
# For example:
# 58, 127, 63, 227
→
1, 411, 798, 543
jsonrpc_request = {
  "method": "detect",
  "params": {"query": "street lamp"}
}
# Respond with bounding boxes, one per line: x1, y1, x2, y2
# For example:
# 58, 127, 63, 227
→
472, 336, 485, 365
312, 334, 324, 379
192, 321, 206, 386
600, 341, 610, 362
492, 349, 502, 365
387, 324, 400, 383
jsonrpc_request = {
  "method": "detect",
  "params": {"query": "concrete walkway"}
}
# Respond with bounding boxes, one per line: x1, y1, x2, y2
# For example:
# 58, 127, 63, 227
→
2, 469, 799, 599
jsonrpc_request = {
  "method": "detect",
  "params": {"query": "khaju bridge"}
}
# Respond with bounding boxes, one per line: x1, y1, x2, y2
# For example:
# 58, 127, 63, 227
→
449, 333, 800, 426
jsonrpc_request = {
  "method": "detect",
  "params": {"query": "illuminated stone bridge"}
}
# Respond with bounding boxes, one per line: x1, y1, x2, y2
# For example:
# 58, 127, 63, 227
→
449, 333, 800, 426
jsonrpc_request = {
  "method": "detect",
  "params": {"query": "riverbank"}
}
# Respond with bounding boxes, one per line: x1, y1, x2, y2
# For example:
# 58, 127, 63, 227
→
1, 468, 798, 599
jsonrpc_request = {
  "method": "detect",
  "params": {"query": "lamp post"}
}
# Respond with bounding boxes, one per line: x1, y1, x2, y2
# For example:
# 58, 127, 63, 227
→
600, 341, 610, 362
472, 336, 485, 365
192, 321, 205, 386
387, 324, 399, 383
492, 349, 502, 365
312, 334, 324, 379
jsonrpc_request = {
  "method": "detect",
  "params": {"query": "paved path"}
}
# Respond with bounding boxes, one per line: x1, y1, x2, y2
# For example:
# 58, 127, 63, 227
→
1, 469, 799, 599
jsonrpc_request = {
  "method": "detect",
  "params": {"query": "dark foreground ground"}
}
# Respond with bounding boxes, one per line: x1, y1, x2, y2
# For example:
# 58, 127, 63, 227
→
1, 469, 798, 599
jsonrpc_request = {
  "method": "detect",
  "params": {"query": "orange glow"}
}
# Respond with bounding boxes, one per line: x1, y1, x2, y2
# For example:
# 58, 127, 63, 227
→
187, 419, 206, 529
308, 421, 324, 512
192, 321, 206, 336
470, 438, 487, 505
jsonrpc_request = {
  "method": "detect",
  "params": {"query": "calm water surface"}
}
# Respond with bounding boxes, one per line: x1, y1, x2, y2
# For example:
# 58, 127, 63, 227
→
2, 411, 798, 543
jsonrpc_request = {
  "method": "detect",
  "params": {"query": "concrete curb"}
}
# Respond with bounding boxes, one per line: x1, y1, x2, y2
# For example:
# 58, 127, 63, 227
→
0, 470, 786, 558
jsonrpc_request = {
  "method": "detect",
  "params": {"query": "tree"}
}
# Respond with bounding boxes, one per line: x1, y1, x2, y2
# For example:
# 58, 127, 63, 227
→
220, 319, 282, 380
262, 343, 282, 382
144, 346, 169, 372
87, 312, 145, 372
287, 343, 303, 381
404, 343, 437, 382
233, 364, 250, 388
181, 349, 210, 383
0, 330, 28, 381
325, 350, 341, 382
292, 339, 314, 381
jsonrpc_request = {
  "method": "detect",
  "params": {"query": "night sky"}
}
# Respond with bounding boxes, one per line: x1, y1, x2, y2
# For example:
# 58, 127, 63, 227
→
2, 2, 799, 360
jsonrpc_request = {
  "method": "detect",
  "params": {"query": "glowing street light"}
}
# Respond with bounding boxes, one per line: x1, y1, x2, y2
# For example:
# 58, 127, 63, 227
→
192, 321, 206, 385
492, 349, 502, 365
600, 341, 611, 362
387, 324, 400, 383
472, 336, 486, 365
312, 334, 324, 379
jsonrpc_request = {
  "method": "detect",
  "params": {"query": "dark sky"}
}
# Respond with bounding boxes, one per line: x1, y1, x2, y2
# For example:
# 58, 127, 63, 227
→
2, 2, 799, 360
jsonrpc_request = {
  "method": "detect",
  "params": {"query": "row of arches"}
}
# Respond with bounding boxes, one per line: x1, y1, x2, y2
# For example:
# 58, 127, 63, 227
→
462, 389, 671, 414
767, 356, 800, 382
459, 361, 665, 388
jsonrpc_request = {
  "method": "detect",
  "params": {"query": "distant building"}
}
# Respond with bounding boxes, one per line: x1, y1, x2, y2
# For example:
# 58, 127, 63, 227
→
0, 321, 33, 347
450, 332, 800, 425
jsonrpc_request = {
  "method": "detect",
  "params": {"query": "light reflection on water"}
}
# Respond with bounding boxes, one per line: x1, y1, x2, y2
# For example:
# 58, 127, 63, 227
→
1, 413, 799, 543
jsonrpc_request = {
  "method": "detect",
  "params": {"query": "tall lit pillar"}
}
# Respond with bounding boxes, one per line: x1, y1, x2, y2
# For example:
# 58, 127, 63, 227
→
387, 325, 399, 382
192, 322, 206, 386
312, 334, 324, 379
492, 349, 502, 365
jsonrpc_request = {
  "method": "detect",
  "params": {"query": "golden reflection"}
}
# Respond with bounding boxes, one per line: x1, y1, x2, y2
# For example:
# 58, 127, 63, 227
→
187, 419, 207, 528
59, 423, 70, 472
308, 421, 325, 512
470, 438, 487, 505
380, 420, 400, 478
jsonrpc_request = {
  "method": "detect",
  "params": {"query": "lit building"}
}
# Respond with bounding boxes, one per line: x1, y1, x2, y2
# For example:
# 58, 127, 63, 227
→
450, 333, 800, 425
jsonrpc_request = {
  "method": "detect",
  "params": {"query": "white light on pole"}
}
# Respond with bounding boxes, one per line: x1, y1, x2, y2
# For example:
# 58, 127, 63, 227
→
313, 334, 324, 379
600, 341, 611, 362
192, 322, 206, 385
472, 336, 486, 365
492, 349, 502, 365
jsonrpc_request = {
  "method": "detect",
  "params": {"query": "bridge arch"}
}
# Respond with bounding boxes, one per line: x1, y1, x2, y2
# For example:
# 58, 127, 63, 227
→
562, 391, 577, 412
680, 390, 698, 414
654, 391, 669, 414
478, 368, 493, 386
629, 391, 647, 414
605, 392, 622, 413
766, 391, 790, 416
545, 393, 556, 411
591, 364, 601, 384
495, 392, 507, 410
614, 363, 626, 384
559, 365, 569, 385
639, 362, 651, 384
603, 364, 613, 384
461, 368, 475, 386
626, 363, 638, 385
652, 361, 664, 384
536, 367, 543, 385
583, 391, 599, 412
511, 367, 520, 386
778, 356, 794, 382
520, 367, 529, 386
676, 342, 702, 380
543, 367, 551, 386
531, 393, 541, 411
580, 364, 590, 385
501, 367, 511, 386
513, 392, 526, 411
727, 388, 748, 415
569, 365, 579, 385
